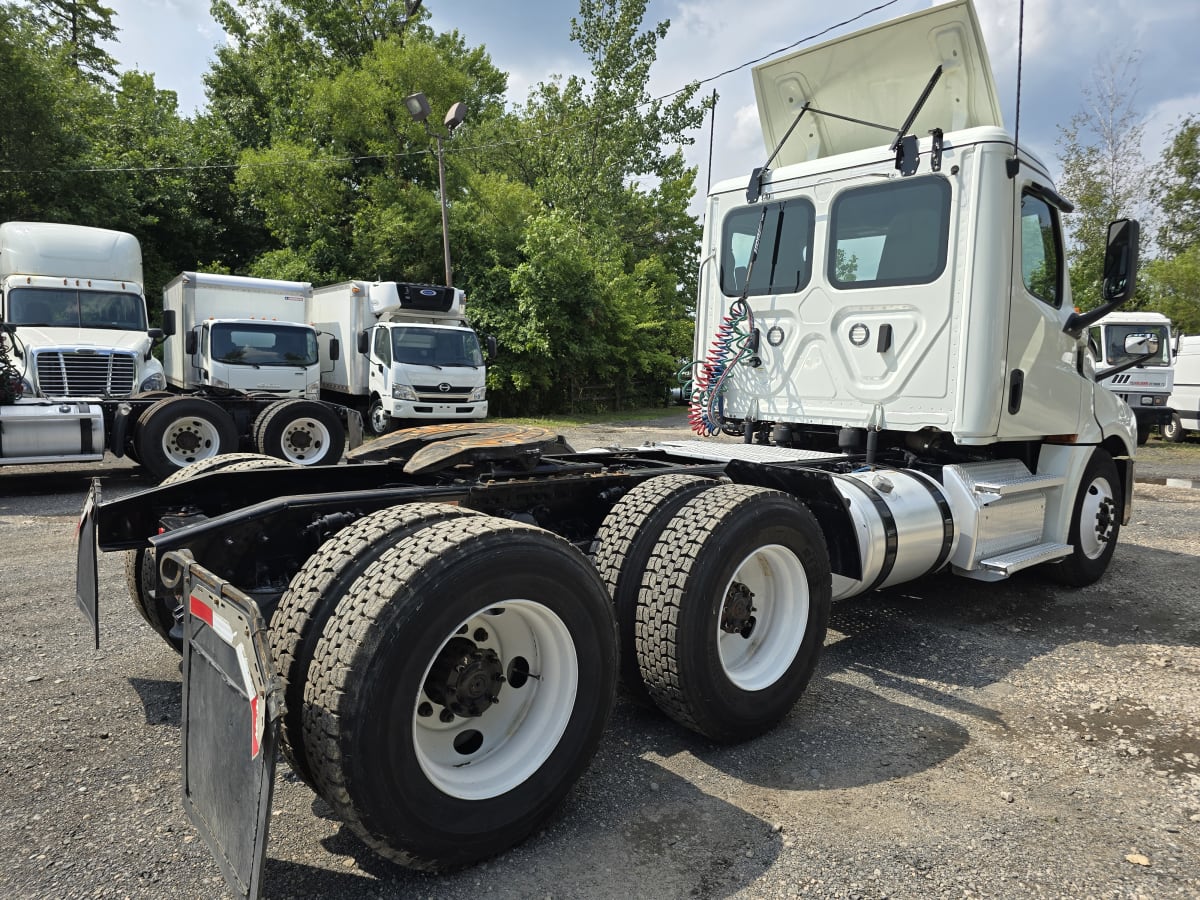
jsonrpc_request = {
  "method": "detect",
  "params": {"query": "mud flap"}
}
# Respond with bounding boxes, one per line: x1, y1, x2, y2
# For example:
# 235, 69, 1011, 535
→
161, 550, 284, 900
74, 478, 101, 649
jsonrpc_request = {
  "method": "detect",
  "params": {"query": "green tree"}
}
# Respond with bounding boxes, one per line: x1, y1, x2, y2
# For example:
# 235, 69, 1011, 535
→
1056, 54, 1145, 310
30, 0, 118, 82
1151, 115, 1200, 258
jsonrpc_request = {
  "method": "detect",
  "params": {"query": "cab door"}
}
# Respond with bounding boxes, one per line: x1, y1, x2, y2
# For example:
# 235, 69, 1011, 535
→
368, 325, 392, 401
1000, 185, 1084, 438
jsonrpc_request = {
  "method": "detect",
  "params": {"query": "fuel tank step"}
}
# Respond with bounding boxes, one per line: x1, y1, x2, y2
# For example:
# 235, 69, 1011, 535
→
979, 541, 1072, 575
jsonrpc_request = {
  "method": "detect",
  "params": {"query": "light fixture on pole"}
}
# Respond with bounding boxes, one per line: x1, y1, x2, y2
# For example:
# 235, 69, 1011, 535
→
404, 92, 467, 287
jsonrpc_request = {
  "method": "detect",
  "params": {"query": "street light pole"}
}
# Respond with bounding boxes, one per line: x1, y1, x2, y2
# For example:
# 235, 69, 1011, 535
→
434, 132, 453, 287
403, 92, 467, 289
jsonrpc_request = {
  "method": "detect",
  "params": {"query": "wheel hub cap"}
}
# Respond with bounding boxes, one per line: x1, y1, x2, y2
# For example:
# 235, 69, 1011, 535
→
720, 581, 757, 638
424, 637, 505, 717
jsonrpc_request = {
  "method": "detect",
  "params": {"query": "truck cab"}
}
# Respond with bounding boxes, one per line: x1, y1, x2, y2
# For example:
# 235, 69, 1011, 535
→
695, 0, 1135, 459
1089, 310, 1174, 444
1, 221, 166, 401
163, 272, 324, 399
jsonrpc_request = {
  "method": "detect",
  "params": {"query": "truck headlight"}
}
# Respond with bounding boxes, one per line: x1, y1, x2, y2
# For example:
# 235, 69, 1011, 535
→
468, 385, 486, 402
1139, 395, 1154, 406
19, 377, 35, 398
392, 384, 418, 401
210, 377, 230, 389
306, 381, 321, 399
139, 372, 166, 392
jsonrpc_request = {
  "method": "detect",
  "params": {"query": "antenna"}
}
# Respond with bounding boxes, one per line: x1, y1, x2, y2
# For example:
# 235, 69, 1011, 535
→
1006, 0, 1026, 178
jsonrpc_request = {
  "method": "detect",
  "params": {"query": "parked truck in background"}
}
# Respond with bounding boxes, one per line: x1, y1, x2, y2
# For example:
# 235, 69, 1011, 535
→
161, 271, 353, 465
0, 222, 359, 478
310, 279, 491, 435
1163, 333, 1200, 441
74, 2, 1154, 896
1090, 310, 1174, 444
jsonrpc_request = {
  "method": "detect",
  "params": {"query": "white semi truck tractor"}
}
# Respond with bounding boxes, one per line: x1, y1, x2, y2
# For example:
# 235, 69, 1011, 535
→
74, 2, 1150, 895
0, 221, 165, 467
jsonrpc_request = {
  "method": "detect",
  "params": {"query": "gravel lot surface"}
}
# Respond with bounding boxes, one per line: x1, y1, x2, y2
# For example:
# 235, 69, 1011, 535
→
1, 417, 1198, 899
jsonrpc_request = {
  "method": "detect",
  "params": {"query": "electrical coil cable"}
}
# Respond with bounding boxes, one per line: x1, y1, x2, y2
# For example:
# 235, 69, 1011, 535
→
0, 326, 24, 405
689, 207, 766, 436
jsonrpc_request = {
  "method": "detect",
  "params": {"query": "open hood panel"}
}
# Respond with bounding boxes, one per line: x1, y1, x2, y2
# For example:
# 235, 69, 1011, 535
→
752, 0, 1002, 166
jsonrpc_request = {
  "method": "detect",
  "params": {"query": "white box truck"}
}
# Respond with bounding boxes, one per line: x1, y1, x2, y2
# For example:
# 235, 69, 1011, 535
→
163, 272, 318, 397
1163, 334, 1199, 441
0, 223, 360, 477
310, 280, 491, 435
1090, 310, 1175, 444
77, 2, 1154, 893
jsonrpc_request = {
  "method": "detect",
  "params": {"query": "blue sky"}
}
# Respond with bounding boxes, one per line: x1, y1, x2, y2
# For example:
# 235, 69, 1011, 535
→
101, 0, 1199, 208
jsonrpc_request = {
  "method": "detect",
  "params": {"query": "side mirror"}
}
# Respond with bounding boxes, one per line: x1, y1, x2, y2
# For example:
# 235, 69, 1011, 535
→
185, 330, 197, 355
1102, 218, 1140, 305
1063, 217, 1141, 338
160, 309, 177, 338
328, 338, 340, 361
486, 334, 497, 360
357, 329, 370, 355
147, 328, 164, 341
1124, 332, 1159, 359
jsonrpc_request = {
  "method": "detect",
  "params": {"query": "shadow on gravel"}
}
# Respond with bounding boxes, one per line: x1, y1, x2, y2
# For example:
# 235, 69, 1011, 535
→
128, 676, 181, 727
262, 723, 787, 899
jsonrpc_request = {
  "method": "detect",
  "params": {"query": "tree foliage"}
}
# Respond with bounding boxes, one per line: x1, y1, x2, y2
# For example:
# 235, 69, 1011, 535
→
1056, 54, 1146, 310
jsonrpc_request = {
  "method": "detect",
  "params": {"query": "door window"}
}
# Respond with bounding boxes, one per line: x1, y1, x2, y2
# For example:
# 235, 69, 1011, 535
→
1019, 191, 1063, 307
372, 327, 391, 365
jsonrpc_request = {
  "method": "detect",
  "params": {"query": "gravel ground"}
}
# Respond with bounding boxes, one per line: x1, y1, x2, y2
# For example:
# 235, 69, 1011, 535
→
1, 417, 1198, 899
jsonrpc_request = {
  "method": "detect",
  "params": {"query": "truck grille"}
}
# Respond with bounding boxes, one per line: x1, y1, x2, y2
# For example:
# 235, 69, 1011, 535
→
413, 383, 470, 402
35, 350, 137, 397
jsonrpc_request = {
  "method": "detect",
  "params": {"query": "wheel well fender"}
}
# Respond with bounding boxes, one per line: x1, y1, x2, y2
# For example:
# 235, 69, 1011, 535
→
722, 459, 861, 581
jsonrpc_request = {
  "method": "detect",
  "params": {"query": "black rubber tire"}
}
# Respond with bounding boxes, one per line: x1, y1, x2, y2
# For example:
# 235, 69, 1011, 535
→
592, 474, 717, 704
1136, 418, 1152, 446
1162, 412, 1184, 443
302, 516, 617, 871
635, 483, 831, 743
270, 502, 481, 789
133, 396, 239, 481
252, 399, 346, 465
125, 453, 298, 652
1046, 448, 1122, 587
366, 395, 396, 437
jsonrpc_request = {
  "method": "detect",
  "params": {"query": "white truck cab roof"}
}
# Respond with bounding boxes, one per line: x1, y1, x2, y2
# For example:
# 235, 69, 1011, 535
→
752, 0, 1001, 165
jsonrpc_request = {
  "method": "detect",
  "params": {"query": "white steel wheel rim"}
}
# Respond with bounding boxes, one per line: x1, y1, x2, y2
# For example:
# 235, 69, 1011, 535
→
161, 417, 221, 467
413, 600, 578, 801
1079, 476, 1116, 559
716, 543, 809, 691
369, 403, 389, 434
279, 418, 330, 463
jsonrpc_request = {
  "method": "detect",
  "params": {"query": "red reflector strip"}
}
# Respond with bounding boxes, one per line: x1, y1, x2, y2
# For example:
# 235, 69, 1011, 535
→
250, 695, 260, 758
189, 595, 214, 628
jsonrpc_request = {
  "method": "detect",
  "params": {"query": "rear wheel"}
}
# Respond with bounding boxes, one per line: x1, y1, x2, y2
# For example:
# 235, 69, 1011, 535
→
270, 502, 481, 788
253, 399, 345, 465
636, 484, 831, 743
592, 474, 717, 703
1162, 412, 1184, 443
1047, 448, 1121, 587
126, 453, 298, 652
303, 517, 617, 871
134, 396, 239, 480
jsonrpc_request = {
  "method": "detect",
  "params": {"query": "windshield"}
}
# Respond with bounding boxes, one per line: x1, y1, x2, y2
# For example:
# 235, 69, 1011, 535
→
1094, 324, 1171, 367
210, 322, 318, 367
6, 287, 147, 331
391, 326, 483, 367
